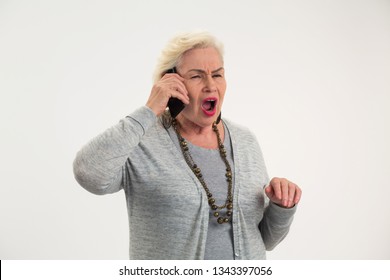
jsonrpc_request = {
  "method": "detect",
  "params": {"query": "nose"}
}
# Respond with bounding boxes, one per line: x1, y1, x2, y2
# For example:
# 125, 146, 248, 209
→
203, 74, 217, 93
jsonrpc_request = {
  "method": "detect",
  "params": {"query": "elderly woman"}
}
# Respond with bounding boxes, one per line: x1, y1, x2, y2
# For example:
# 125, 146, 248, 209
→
73, 31, 301, 260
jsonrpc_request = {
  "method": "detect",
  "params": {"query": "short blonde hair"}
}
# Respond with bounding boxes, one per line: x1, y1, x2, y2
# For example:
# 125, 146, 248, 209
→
153, 31, 224, 83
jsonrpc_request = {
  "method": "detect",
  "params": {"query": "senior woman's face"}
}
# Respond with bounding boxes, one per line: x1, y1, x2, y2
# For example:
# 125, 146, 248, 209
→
177, 47, 226, 128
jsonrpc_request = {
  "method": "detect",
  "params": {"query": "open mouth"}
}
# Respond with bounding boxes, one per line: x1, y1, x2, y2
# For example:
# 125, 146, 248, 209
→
201, 98, 218, 116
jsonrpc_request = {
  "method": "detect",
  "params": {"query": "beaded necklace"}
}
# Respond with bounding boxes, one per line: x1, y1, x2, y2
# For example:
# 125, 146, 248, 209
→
172, 119, 233, 224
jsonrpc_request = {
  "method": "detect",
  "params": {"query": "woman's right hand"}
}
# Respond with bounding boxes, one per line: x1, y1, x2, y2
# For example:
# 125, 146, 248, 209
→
146, 73, 190, 116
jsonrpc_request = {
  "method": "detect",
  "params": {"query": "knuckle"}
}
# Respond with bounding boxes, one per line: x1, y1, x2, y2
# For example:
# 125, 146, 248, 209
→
270, 177, 280, 184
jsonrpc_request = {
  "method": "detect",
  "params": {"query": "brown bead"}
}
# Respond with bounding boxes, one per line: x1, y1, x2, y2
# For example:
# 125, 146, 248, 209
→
173, 115, 233, 226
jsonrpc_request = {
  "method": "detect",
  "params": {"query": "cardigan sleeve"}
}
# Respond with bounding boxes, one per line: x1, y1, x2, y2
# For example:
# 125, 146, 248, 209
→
231, 120, 297, 252
73, 106, 157, 195
259, 200, 297, 250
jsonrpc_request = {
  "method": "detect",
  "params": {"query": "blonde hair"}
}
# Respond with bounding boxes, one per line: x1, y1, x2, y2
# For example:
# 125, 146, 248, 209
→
153, 31, 224, 83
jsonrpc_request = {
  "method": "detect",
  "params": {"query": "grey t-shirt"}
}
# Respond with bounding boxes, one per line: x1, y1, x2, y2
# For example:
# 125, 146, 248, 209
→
167, 123, 235, 260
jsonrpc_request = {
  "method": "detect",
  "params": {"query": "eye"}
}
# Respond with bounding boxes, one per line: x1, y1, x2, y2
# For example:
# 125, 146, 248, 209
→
190, 75, 201, 79
213, 74, 223, 78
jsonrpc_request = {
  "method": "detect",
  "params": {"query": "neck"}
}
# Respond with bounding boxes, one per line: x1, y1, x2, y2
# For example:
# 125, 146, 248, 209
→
175, 116, 214, 137
174, 116, 224, 149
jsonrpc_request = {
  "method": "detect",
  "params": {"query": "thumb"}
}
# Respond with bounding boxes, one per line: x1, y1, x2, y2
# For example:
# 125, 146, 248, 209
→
264, 185, 273, 198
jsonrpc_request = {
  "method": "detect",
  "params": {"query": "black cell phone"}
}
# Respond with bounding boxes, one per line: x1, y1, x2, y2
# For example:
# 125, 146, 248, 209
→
166, 67, 185, 118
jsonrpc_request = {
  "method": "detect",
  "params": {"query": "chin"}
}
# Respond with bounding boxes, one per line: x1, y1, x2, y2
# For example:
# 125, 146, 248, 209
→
179, 111, 219, 128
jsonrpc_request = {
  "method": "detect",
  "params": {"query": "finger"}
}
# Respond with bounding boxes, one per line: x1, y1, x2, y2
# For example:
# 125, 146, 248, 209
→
157, 79, 189, 102
264, 185, 274, 199
164, 74, 187, 90
162, 72, 185, 81
293, 185, 302, 205
170, 80, 188, 96
170, 88, 190, 104
287, 183, 296, 208
160, 73, 187, 90
270, 178, 282, 201
281, 179, 289, 207
165, 78, 189, 103
174, 87, 189, 103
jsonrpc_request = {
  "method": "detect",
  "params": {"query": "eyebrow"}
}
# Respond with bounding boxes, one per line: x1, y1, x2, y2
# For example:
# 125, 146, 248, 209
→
186, 67, 224, 74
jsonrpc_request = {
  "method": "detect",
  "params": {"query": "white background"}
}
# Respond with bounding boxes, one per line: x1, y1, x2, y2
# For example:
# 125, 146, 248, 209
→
0, 0, 389, 259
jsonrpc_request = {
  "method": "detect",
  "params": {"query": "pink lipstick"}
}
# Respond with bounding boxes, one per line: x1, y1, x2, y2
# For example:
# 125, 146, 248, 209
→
201, 98, 218, 117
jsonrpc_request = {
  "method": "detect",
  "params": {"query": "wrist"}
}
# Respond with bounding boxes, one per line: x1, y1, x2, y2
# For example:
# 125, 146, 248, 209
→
272, 201, 295, 209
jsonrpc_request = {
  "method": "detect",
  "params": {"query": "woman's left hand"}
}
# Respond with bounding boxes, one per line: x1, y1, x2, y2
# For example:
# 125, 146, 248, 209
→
264, 177, 302, 208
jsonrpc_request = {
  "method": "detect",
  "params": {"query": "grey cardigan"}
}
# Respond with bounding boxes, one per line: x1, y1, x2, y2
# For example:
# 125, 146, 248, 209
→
73, 106, 296, 259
